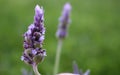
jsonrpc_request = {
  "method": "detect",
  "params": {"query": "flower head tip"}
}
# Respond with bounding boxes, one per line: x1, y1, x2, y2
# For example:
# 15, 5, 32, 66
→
56, 3, 72, 39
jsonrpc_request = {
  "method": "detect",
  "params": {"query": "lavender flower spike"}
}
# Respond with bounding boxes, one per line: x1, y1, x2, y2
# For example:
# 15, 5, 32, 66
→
56, 3, 71, 39
21, 4, 46, 67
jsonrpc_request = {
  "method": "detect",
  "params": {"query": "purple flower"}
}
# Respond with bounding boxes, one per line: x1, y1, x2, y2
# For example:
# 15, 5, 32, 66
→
56, 3, 72, 39
21, 5, 46, 66
73, 62, 90, 75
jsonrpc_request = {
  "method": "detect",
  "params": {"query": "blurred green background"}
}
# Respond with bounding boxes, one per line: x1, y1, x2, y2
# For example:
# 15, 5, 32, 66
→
0, 0, 120, 75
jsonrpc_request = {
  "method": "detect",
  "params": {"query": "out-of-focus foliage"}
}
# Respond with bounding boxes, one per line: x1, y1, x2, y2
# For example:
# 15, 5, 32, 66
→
0, 0, 120, 75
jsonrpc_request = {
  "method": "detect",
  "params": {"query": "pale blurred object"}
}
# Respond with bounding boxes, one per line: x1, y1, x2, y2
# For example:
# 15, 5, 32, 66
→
57, 73, 79, 75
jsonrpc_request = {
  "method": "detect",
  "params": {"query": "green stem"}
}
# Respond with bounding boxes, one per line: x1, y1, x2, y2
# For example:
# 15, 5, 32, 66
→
33, 64, 41, 75
53, 39, 63, 75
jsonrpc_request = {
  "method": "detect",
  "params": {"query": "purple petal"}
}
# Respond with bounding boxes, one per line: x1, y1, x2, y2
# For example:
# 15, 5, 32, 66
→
32, 50, 37, 55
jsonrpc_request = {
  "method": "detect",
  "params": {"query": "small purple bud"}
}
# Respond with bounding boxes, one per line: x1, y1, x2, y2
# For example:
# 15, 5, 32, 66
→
32, 50, 37, 55
26, 30, 32, 35
56, 3, 72, 39
39, 35, 44, 43
34, 5, 44, 26
73, 62, 90, 75
28, 24, 35, 30
84, 70, 90, 75
35, 5, 44, 16
63, 3, 71, 11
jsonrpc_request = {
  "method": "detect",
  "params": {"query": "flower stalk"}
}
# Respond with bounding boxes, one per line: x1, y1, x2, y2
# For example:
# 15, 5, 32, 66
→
33, 64, 41, 75
54, 39, 63, 75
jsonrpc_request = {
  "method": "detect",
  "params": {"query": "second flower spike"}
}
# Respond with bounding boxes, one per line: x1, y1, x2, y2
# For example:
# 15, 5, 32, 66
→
56, 3, 72, 39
